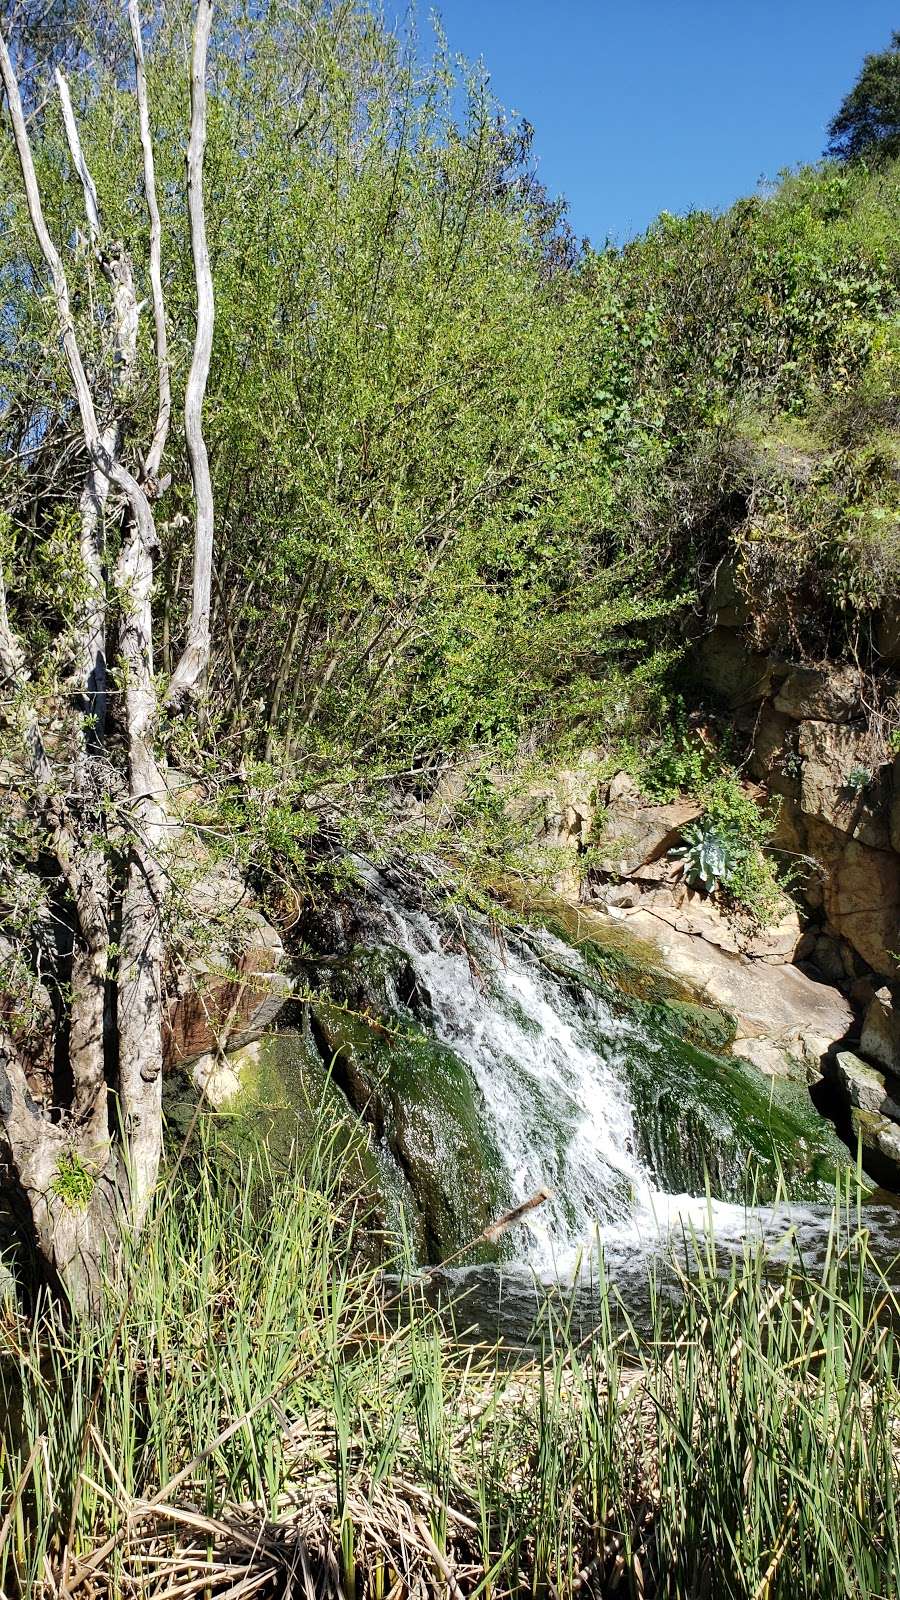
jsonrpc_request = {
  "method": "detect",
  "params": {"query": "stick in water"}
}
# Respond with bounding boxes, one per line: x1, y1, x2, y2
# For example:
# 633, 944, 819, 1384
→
481, 1187, 552, 1244
421, 1187, 553, 1277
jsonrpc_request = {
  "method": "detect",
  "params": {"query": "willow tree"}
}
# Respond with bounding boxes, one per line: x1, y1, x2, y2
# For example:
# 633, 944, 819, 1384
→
0, 0, 215, 1309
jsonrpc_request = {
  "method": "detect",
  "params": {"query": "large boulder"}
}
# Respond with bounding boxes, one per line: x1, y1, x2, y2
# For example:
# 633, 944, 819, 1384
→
804, 818, 900, 979
774, 663, 864, 723
892, 756, 900, 853
850, 1108, 900, 1188
798, 722, 892, 849
835, 1049, 900, 1120
629, 893, 804, 965
164, 867, 291, 1065
861, 987, 900, 1075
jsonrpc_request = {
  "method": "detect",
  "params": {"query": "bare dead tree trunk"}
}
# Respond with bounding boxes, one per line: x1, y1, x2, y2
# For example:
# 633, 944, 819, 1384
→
56, 67, 141, 741
0, 3, 216, 1307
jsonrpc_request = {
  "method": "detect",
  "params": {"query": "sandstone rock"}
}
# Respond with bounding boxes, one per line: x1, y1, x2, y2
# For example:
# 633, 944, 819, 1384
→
601, 883, 642, 909
615, 904, 852, 1081
748, 704, 793, 781
812, 934, 847, 987
861, 987, 900, 1075
164, 867, 290, 1065
696, 629, 775, 709
850, 977, 877, 1008
606, 770, 642, 806
506, 751, 604, 855
798, 722, 891, 849
768, 785, 807, 856
774, 663, 864, 723
594, 784, 700, 878
835, 1050, 900, 1119
626, 893, 804, 965
804, 818, 900, 979
731, 1037, 801, 1079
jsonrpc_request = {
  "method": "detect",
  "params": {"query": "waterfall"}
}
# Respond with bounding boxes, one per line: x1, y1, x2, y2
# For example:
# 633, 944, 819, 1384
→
342, 862, 856, 1278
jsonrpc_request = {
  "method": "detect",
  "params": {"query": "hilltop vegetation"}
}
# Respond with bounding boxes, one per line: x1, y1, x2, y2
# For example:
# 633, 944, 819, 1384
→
2, 5, 898, 786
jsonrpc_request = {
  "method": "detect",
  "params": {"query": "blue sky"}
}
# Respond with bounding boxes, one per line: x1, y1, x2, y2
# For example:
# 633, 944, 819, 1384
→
409, 2, 899, 245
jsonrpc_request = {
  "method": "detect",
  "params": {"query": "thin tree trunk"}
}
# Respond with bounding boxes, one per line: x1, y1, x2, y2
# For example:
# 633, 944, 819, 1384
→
116, 510, 167, 1231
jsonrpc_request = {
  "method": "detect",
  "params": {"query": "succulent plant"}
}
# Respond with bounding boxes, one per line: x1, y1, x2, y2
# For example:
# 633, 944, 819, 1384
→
671, 821, 740, 895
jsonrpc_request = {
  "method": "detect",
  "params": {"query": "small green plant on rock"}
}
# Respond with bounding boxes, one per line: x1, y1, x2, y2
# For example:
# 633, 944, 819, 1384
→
846, 764, 873, 793
51, 1150, 96, 1212
672, 821, 740, 894
672, 773, 787, 927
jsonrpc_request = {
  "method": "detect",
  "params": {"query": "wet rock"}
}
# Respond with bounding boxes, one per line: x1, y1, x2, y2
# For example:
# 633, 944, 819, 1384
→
164, 867, 291, 1065
861, 987, 900, 1075
191, 1040, 261, 1108
613, 904, 852, 1082
798, 722, 891, 848
731, 1037, 804, 1080
774, 663, 864, 723
310, 1001, 509, 1263
835, 1050, 900, 1119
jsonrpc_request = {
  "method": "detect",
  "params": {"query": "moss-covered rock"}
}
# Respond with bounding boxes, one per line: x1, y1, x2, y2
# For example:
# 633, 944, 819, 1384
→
311, 1002, 512, 1263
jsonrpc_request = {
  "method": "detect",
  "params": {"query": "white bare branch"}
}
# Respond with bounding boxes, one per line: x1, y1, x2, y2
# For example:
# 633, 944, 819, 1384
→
57, 68, 142, 735
165, 0, 215, 711
129, 0, 171, 482
55, 67, 100, 240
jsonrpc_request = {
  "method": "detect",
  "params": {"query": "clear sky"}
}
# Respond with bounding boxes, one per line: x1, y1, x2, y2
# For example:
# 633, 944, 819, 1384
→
410, 2, 899, 245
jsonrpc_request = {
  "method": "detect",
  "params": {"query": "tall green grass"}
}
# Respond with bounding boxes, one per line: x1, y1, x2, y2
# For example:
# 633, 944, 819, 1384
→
0, 1113, 897, 1599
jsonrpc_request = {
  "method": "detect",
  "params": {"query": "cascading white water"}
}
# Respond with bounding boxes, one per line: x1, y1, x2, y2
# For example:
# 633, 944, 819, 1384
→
352, 863, 848, 1278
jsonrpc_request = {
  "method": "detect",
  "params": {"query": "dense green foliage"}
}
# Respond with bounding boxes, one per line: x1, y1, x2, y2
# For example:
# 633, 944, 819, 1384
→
0, 9, 896, 921
3, 3, 896, 785
827, 29, 900, 165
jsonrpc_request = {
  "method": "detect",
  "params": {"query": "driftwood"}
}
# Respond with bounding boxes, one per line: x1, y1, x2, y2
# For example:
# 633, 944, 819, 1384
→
481, 1186, 552, 1244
